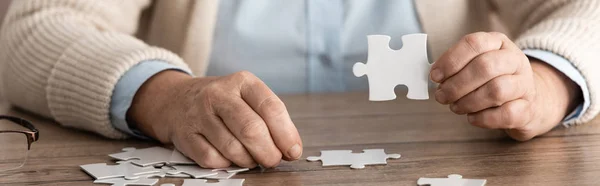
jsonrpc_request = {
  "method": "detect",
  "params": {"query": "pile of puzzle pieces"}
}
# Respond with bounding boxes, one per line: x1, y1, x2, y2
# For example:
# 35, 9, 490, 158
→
80, 146, 246, 186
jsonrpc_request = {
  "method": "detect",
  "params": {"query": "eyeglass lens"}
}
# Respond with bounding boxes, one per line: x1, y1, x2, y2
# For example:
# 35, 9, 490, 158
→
0, 121, 31, 171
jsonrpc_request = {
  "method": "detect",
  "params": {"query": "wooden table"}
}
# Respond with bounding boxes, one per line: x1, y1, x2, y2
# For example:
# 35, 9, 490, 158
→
1, 92, 599, 186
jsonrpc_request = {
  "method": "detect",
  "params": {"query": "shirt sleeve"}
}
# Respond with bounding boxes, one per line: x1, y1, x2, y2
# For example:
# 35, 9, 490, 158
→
110, 60, 191, 138
522, 49, 590, 127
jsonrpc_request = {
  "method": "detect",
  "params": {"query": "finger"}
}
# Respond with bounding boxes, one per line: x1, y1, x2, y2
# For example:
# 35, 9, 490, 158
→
451, 75, 527, 114
214, 95, 282, 168
174, 132, 231, 168
200, 114, 257, 168
436, 49, 525, 104
504, 125, 542, 142
467, 99, 533, 130
239, 74, 303, 161
430, 32, 515, 83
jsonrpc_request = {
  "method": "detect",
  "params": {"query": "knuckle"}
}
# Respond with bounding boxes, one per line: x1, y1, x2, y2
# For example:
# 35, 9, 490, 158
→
201, 81, 224, 101
474, 55, 498, 77
490, 32, 509, 40
221, 138, 245, 157
220, 137, 239, 152
506, 127, 536, 142
487, 80, 508, 105
518, 125, 536, 139
239, 119, 267, 140
204, 80, 223, 92
446, 55, 462, 72
441, 84, 459, 101
258, 96, 287, 117
233, 70, 257, 82
198, 150, 229, 168
200, 84, 221, 112
463, 32, 488, 53
501, 104, 521, 129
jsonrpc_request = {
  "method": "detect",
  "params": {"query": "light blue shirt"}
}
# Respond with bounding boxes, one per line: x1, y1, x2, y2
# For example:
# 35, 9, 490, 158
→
110, 0, 590, 136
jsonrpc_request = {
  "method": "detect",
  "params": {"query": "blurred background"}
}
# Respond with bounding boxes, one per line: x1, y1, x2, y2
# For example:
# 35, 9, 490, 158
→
0, 0, 11, 100
0, 1, 9, 24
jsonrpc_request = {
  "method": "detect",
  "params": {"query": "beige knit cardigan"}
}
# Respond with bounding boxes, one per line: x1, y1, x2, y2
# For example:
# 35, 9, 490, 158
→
0, 0, 598, 139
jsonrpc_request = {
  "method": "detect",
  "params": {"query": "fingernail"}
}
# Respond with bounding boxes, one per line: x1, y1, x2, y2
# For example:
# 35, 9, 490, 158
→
430, 68, 443, 82
287, 144, 302, 160
435, 90, 447, 104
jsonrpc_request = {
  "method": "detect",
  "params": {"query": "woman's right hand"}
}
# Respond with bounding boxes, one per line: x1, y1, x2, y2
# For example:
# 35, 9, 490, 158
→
128, 70, 303, 168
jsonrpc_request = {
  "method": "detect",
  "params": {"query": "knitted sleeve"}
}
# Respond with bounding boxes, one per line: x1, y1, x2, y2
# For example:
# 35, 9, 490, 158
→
0, 0, 191, 138
493, 0, 600, 125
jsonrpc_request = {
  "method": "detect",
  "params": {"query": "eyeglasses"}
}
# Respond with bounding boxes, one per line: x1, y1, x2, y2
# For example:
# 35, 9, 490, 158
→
0, 115, 39, 171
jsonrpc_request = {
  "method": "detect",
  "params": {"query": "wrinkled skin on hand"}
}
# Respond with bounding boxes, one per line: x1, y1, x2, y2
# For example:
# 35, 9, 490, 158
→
431, 32, 582, 141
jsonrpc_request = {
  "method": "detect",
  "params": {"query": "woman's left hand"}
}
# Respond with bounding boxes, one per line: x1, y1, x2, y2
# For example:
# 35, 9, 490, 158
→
431, 32, 582, 141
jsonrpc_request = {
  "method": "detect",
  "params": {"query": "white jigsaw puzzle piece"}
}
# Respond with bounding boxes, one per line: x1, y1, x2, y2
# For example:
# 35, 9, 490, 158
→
126, 165, 189, 179
80, 160, 159, 180
93, 177, 159, 186
417, 174, 487, 186
109, 147, 174, 167
182, 179, 245, 186
213, 167, 250, 173
167, 165, 219, 178
306, 149, 401, 169
205, 167, 250, 179
204, 171, 237, 180
169, 149, 196, 165
353, 34, 430, 101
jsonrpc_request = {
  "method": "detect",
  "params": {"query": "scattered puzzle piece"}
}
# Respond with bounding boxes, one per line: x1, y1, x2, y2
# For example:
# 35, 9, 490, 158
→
126, 165, 189, 179
109, 147, 174, 167
205, 167, 250, 179
307, 149, 401, 169
93, 177, 159, 186
110, 147, 197, 167
417, 174, 487, 186
167, 165, 219, 178
353, 34, 430, 101
166, 165, 249, 179
169, 149, 196, 165
181, 179, 245, 186
80, 160, 159, 180
213, 167, 250, 173
83, 146, 251, 185
204, 171, 237, 180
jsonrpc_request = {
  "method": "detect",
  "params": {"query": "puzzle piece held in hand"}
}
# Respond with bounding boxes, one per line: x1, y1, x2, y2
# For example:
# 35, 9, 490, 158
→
306, 149, 401, 169
417, 174, 487, 186
181, 179, 245, 186
80, 160, 159, 180
93, 177, 159, 186
353, 34, 430, 101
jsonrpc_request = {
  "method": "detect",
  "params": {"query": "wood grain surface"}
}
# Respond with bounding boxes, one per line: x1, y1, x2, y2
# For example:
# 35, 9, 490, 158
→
0, 92, 599, 186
